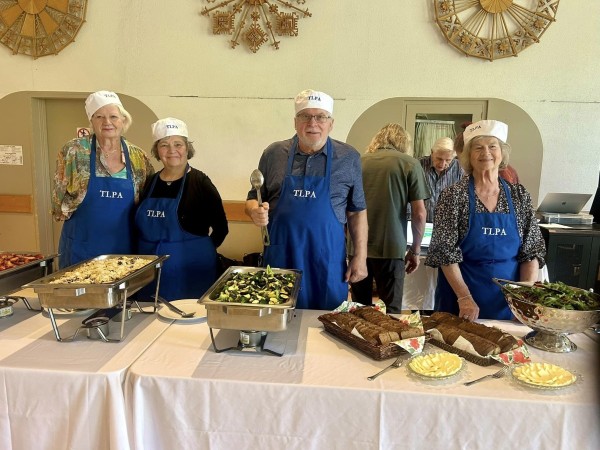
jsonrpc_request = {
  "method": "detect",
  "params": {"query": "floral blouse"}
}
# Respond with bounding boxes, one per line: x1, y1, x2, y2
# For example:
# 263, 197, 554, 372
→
425, 176, 546, 268
52, 136, 155, 221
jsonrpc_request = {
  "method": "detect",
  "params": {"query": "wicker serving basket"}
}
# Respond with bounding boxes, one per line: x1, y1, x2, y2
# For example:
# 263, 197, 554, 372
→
318, 314, 409, 361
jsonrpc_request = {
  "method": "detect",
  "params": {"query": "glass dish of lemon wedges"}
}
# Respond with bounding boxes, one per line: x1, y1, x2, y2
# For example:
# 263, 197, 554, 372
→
510, 362, 578, 390
407, 352, 464, 380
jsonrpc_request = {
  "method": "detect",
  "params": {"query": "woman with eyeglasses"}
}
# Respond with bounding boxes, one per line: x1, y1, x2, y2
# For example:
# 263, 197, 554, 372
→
425, 120, 546, 320
135, 118, 228, 300
245, 89, 368, 310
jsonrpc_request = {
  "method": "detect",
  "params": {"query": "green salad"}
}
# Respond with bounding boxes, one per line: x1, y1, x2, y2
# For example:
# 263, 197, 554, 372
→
505, 281, 600, 311
212, 266, 296, 305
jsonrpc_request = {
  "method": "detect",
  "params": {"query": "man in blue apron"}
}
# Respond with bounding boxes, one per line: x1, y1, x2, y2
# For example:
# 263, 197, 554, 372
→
245, 90, 368, 310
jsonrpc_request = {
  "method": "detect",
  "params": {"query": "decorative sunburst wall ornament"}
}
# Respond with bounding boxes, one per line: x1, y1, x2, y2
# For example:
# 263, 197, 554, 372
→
200, 0, 311, 53
434, 0, 560, 61
0, 0, 87, 59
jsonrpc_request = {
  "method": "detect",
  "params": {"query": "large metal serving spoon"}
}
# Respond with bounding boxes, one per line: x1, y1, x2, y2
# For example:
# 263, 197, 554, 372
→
250, 169, 270, 246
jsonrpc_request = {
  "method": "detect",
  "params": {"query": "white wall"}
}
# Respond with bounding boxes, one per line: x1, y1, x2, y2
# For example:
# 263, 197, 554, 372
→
1, 0, 598, 205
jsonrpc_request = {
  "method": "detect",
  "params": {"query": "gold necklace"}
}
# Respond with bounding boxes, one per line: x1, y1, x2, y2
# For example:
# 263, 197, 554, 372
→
98, 144, 119, 157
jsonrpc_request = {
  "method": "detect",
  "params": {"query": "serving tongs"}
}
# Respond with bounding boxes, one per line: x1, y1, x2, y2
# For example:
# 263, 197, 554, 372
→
157, 296, 195, 318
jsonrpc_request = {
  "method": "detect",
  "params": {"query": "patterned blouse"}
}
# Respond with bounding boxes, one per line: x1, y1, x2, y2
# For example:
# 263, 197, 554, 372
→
52, 136, 155, 221
425, 176, 546, 268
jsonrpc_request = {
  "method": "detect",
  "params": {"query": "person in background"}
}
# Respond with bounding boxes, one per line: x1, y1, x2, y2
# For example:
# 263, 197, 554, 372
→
455, 121, 519, 184
426, 120, 546, 320
52, 90, 154, 268
349, 124, 429, 313
245, 89, 368, 310
406, 137, 465, 314
419, 137, 464, 222
135, 118, 228, 300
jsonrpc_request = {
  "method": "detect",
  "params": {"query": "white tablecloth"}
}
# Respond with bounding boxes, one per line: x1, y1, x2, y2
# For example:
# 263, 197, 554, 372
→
126, 309, 599, 450
0, 290, 172, 450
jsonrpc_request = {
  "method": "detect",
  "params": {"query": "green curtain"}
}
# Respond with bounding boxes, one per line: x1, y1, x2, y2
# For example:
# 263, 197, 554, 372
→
414, 121, 456, 158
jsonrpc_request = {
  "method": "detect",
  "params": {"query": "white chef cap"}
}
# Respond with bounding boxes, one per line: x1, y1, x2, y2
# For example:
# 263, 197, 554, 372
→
85, 91, 123, 120
294, 89, 334, 116
151, 117, 189, 142
463, 120, 508, 145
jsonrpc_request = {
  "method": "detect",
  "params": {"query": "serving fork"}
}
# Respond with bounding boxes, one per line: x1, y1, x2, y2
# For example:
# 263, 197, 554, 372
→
367, 355, 404, 381
463, 366, 508, 386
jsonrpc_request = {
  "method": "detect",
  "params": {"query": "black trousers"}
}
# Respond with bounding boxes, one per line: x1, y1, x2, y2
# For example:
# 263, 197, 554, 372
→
350, 258, 405, 313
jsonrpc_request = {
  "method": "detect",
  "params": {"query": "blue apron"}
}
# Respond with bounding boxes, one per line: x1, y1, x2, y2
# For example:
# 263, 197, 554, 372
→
58, 136, 135, 269
135, 167, 218, 301
436, 177, 520, 319
263, 137, 347, 310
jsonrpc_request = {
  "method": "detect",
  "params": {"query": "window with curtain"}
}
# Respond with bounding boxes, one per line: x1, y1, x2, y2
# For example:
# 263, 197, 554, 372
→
414, 120, 456, 158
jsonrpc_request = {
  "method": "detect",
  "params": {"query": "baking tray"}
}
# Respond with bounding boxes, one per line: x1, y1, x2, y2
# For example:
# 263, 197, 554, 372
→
0, 252, 57, 296
318, 313, 412, 361
23, 254, 168, 309
199, 266, 302, 332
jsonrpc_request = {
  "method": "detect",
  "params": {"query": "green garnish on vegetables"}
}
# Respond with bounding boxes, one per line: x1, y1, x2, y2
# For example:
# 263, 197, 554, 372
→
504, 281, 600, 311
212, 266, 296, 305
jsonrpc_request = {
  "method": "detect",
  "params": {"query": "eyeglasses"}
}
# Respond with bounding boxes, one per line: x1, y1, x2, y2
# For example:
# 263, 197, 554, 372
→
296, 113, 331, 124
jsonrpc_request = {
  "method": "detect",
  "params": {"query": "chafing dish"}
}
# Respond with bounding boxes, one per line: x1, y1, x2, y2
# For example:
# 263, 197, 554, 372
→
199, 266, 301, 332
0, 252, 57, 295
23, 254, 169, 342
24, 254, 168, 309
0, 252, 57, 310
199, 266, 302, 355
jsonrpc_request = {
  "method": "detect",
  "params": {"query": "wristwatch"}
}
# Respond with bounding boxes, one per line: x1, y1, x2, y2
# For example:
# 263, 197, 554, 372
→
407, 248, 421, 256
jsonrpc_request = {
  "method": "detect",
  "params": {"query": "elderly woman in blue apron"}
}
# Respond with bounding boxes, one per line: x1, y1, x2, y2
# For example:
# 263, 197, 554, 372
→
135, 118, 228, 300
52, 91, 155, 268
425, 120, 546, 320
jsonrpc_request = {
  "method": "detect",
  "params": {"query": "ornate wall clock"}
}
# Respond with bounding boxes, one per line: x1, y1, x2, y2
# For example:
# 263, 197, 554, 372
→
434, 0, 560, 61
200, 0, 311, 53
0, 0, 87, 59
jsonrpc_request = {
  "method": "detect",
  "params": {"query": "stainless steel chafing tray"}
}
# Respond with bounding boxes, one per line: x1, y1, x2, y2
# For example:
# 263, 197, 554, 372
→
23, 254, 169, 310
0, 252, 57, 296
199, 266, 302, 332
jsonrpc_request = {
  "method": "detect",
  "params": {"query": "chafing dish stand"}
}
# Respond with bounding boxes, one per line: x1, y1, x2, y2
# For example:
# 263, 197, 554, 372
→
209, 329, 284, 357
26, 255, 169, 343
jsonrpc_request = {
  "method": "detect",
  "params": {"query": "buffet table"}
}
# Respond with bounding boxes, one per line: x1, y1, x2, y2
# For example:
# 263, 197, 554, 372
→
0, 290, 173, 450
126, 309, 599, 450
